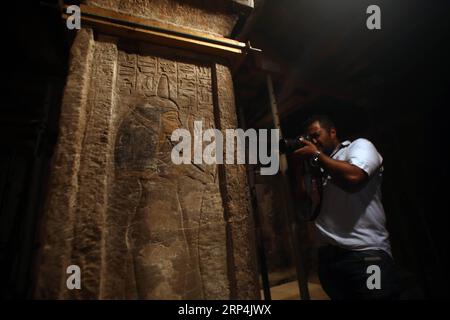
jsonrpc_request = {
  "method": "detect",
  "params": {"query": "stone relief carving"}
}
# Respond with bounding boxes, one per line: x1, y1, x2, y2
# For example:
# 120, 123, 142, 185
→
108, 51, 224, 299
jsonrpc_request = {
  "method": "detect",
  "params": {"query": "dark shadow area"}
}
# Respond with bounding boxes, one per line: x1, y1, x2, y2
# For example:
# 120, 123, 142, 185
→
2, 0, 71, 299
234, 0, 450, 299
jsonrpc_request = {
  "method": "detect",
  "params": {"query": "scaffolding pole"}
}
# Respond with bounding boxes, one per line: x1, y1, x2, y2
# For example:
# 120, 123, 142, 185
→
266, 74, 310, 300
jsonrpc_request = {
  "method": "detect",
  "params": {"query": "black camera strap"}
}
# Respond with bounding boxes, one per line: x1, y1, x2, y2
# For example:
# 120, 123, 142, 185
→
330, 141, 351, 158
303, 141, 351, 221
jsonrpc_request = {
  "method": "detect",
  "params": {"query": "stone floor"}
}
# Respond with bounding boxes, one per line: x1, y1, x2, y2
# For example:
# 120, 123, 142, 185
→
268, 280, 329, 300
260, 273, 330, 300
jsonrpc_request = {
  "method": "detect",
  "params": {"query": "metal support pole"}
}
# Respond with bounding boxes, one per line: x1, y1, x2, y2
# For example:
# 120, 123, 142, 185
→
236, 99, 271, 300
266, 74, 310, 300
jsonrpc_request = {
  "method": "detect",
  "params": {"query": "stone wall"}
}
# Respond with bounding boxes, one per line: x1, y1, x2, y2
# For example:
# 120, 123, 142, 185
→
34, 0, 258, 299
86, 0, 239, 36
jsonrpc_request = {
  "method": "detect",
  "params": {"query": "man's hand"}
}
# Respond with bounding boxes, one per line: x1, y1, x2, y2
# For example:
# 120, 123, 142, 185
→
292, 138, 319, 158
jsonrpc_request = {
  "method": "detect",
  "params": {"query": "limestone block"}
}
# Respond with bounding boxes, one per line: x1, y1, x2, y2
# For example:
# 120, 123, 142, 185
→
35, 1, 258, 300
85, 0, 239, 36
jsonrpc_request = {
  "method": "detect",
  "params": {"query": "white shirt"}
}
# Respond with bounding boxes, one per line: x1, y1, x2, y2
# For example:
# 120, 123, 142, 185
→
315, 138, 392, 256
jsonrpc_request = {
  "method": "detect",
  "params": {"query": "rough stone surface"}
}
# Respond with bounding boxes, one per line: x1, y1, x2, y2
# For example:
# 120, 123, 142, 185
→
35, 2, 258, 298
34, 28, 95, 299
255, 177, 295, 275
212, 63, 260, 299
86, 0, 239, 37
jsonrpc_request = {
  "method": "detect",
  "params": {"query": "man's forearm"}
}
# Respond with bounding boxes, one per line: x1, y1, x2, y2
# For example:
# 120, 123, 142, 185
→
317, 153, 367, 188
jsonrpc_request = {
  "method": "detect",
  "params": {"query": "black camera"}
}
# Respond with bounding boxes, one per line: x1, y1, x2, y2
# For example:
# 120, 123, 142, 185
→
279, 135, 312, 154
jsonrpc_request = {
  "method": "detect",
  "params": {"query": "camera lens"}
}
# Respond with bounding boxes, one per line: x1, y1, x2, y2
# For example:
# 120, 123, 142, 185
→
279, 137, 304, 154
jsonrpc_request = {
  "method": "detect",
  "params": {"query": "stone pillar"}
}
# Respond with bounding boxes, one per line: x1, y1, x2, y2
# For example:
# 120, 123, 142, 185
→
34, 0, 259, 299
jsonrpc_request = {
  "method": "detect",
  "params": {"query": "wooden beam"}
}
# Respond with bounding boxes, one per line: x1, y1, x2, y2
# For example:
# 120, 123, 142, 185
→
62, 4, 247, 61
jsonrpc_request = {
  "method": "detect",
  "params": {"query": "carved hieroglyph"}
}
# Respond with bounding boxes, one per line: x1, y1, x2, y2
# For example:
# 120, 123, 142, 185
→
107, 49, 222, 299
34, 29, 259, 299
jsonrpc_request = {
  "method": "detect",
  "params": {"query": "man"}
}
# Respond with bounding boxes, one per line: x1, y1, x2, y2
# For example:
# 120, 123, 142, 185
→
293, 115, 401, 300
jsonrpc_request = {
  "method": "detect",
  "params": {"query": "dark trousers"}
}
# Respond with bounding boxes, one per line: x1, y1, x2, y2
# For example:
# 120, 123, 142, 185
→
318, 245, 401, 300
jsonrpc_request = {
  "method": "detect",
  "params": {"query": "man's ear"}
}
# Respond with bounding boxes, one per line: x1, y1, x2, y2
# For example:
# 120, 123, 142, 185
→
330, 127, 337, 139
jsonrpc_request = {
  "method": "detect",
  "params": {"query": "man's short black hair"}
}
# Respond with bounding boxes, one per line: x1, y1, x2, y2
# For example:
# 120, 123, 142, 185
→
303, 114, 336, 132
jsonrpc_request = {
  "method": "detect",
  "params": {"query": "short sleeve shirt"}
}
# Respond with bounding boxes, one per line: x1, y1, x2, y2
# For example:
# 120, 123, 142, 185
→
315, 138, 392, 256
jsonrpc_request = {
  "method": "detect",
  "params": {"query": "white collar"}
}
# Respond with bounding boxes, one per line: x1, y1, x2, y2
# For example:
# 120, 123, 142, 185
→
330, 140, 351, 158
341, 140, 351, 146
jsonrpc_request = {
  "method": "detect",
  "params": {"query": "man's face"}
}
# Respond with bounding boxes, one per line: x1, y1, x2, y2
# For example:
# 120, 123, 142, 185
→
306, 121, 337, 155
